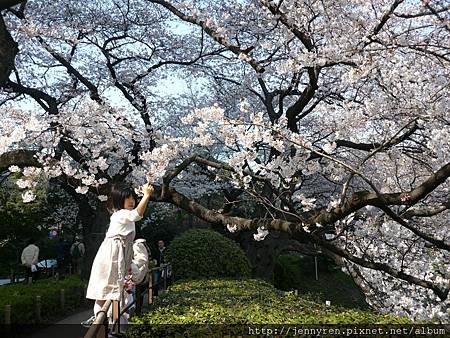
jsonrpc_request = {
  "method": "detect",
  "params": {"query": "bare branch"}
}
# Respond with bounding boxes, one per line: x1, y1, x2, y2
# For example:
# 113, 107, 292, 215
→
147, 0, 265, 73
363, 0, 406, 47
310, 232, 448, 300
380, 205, 450, 252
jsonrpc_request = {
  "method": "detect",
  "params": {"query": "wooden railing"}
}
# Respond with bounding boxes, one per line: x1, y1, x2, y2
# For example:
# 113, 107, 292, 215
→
84, 300, 111, 338
83, 263, 172, 338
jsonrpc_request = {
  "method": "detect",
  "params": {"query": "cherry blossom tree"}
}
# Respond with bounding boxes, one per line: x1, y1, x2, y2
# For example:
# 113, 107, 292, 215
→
0, 0, 449, 321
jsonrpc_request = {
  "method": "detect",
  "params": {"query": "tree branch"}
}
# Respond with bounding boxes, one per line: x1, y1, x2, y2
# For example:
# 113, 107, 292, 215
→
0, 0, 25, 11
161, 153, 271, 199
363, 0, 406, 47
309, 232, 448, 300
152, 180, 450, 300
147, 0, 265, 73
380, 205, 450, 251
334, 120, 420, 151
402, 202, 450, 218
0, 149, 39, 171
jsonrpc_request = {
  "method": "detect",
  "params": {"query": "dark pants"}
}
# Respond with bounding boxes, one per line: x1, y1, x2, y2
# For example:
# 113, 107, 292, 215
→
57, 258, 66, 275
152, 270, 161, 296
72, 257, 82, 275
25, 266, 38, 282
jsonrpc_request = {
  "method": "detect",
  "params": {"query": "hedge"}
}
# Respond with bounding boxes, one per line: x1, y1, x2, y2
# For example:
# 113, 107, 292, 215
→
127, 278, 411, 337
0, 275, 86, 324
165, 229, 251, 280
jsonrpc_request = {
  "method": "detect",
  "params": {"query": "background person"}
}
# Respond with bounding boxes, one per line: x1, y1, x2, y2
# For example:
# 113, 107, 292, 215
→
56, 237, 66, 275
21, 239, 39, 283
70, 237, 85, 275
152, 239, 166, 296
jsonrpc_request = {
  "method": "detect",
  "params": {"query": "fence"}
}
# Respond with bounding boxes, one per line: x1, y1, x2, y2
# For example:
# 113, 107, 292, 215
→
83, 263, 172, 338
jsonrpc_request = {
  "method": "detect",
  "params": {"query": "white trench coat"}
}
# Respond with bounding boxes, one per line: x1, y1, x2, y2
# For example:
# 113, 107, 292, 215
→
86, 209, 142, 301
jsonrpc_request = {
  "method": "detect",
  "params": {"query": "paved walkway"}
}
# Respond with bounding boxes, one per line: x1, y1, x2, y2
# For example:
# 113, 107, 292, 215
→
27, 308, 92, 338
56, 308, 93, 324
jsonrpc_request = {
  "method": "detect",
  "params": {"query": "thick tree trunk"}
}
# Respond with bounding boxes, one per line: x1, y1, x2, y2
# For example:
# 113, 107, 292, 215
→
0, 14, 18, 87
77, 196, 109, 281
231, 230, 315, 281
0, 150, 38, 170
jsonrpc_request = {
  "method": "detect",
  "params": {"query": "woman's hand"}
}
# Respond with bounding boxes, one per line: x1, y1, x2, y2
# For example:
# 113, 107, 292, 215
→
136, 183, 154, 216
142, 182, 154, 197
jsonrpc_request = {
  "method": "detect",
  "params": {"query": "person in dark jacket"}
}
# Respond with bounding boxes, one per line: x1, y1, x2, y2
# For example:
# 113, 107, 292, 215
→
70, 237, 86, 275
155, 240, 166, 267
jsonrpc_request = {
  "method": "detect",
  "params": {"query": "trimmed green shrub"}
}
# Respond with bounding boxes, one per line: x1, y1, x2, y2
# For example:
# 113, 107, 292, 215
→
127, 278, 411, 337
165, 229, 251, 280
273, 252, 368, 309
0, 275, 86, 324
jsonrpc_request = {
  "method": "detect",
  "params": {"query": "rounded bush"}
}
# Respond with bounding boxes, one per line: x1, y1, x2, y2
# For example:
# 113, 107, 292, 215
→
165, 228, 251, 280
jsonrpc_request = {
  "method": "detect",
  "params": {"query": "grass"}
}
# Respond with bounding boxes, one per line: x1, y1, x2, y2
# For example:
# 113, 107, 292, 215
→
273, 252, 369, 310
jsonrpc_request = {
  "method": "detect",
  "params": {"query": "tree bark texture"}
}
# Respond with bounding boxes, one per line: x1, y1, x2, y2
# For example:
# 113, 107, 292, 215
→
0, 14, 18, 87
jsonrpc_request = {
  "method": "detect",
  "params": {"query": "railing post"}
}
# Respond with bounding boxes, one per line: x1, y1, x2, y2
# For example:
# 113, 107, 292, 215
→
4, 304, 11, 336
314, 255, 318, 281
35, 296, 41, 323
112, 300, 120, 335
60, 289, 65, 309
148, 271, 153, 304
4, 304, 11, 324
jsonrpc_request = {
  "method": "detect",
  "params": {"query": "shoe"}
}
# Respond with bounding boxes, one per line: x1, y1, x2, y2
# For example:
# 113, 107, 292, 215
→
81, 315, 96, 327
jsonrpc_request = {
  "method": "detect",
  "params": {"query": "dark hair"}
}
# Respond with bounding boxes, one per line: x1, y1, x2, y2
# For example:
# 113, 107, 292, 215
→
107, 183, 137, 213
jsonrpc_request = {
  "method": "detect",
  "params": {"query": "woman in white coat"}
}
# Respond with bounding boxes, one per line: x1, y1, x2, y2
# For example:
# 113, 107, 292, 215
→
84, 182, 153, 324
